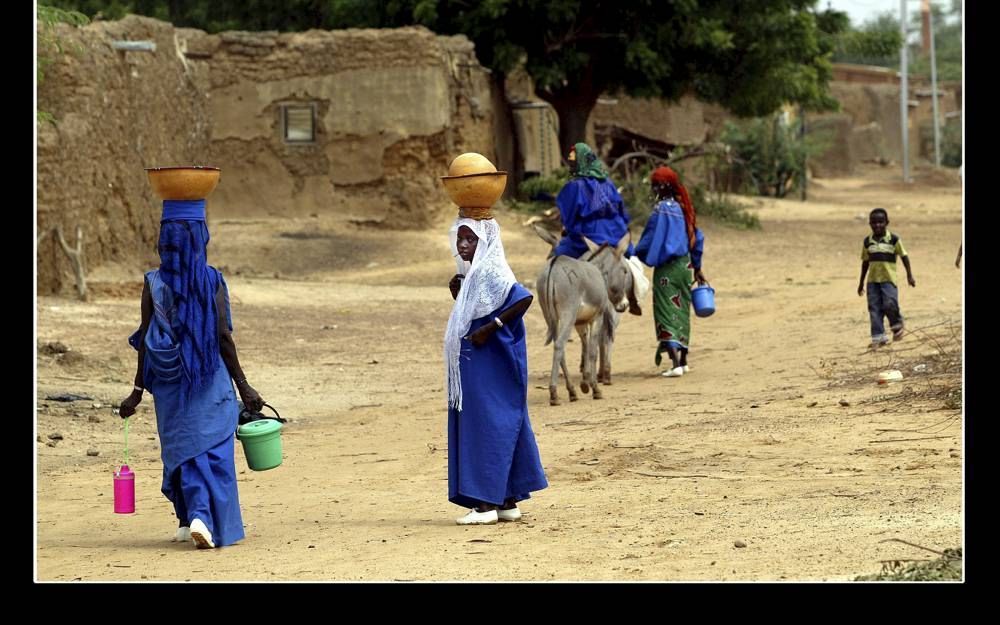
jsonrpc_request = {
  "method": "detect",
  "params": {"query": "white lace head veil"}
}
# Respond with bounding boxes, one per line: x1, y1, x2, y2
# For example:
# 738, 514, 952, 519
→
444, 217, 517, 411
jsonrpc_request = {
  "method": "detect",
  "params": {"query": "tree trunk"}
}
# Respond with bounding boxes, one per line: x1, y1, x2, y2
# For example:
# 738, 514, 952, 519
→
536, 68, 604, 157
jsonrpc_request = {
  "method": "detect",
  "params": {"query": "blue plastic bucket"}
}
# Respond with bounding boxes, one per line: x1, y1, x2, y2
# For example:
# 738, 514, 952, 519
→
691, 283, 716, 317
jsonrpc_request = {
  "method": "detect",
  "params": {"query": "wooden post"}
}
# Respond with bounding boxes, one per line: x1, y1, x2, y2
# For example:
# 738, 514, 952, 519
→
54, 225, 87, 301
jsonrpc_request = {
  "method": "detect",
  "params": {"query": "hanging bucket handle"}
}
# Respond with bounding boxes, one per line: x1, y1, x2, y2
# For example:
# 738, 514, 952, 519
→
264, 403, 288, 423
238, 402, 286, 426
259, 403, 285, 423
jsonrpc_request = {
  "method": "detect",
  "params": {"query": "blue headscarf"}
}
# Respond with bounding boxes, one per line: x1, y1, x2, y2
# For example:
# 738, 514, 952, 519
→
157, 200, 222, 395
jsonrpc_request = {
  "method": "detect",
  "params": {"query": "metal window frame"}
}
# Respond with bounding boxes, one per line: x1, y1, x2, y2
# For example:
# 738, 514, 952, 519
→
281, 103, 317, 144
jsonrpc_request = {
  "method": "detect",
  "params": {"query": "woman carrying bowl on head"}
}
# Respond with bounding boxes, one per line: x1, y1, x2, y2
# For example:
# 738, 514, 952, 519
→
442, 154, 548, 525
119, 167, 265, 549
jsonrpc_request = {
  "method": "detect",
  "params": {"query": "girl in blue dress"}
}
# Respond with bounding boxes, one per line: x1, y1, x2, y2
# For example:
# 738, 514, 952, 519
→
445, 217, 548, 525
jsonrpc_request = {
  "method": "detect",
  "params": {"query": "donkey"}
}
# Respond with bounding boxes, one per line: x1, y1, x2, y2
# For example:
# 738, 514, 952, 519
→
534, 226, 633, 405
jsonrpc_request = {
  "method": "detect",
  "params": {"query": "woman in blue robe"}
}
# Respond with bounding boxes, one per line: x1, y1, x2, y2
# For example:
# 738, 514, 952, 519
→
119, 199, 264, 549
444, 217, 548, 525
554, 142, 633, 258
554, 142, 641, 315
634, 166, 708, 378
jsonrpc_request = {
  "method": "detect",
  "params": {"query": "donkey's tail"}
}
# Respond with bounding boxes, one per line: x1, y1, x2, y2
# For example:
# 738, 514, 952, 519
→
541, 256, 560, 346
600, 300, 616, 347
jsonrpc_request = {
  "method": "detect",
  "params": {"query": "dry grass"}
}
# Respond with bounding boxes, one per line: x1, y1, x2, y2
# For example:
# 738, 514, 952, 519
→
810, 320, 962, 414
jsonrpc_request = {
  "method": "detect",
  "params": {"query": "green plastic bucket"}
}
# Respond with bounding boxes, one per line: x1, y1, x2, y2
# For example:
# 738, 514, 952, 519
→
237, 418, 283, 471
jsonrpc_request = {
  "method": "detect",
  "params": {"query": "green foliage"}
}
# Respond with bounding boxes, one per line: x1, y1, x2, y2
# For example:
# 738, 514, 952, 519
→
335, 0, 842, 150
719, 116, 803, 198
37, 3, 90, 81
517, 168, 570, 200
617, 159, 760, 231
908, 4, 963, 82
39, 0, 415, 33
831, 3, 962, 82
42, 0, 130, 21
37, 3, 90, 123
387, 0, 842, 113
830, 11, 903, 66
690, 185, 760, 230
919, 115, 962, 168
855, 548, 962, 581
504, 198, 551, 216
717, 114, 831, 198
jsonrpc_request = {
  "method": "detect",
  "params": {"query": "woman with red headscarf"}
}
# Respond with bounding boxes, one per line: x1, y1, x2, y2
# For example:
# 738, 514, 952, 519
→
634, 166, 708, 377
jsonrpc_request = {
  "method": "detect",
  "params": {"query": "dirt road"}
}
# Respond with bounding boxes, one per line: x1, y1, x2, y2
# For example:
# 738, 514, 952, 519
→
35, 165, 963, 581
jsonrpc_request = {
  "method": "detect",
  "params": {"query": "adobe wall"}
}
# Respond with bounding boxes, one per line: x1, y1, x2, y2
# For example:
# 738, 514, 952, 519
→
809, 81, 961, 177
37, 15, 212, 295
181, 27, 495, 225
37, 18, 495, 294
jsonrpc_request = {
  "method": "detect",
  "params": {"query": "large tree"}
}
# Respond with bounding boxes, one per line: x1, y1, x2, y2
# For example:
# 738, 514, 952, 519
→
345, 0, 843, 154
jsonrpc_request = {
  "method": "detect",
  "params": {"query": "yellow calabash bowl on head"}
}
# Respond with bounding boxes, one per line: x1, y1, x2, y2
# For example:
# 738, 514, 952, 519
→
447, 152, 498, 177
145, 166, 221, 200
441, 152, 506, 208
441, 171, 508, 208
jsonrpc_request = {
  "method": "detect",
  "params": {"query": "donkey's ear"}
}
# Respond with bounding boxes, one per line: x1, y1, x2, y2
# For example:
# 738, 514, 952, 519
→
614, 232, 631, 258
532, 224, 559, 248
583, 236, 600, 253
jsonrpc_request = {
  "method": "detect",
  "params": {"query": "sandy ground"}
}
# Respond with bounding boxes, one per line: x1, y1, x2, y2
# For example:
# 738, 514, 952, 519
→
35, 164, 963, 582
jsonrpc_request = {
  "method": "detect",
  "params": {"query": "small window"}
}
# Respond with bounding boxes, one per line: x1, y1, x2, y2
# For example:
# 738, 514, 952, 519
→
282, 104, 316, 143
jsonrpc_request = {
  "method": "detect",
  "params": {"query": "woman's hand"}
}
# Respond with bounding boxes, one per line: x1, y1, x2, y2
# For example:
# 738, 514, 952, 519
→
119, 389, 142, 419
468, 325, 493, 347
694, 268, 708, 285
237, 380, 264, 412
449, 274, 464, 300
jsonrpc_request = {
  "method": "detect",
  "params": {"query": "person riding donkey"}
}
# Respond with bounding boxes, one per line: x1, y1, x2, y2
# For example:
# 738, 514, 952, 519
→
554, 142, 644, 316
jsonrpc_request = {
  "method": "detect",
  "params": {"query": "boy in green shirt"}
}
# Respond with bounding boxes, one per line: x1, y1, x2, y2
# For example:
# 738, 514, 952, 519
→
857, 208, 916, 346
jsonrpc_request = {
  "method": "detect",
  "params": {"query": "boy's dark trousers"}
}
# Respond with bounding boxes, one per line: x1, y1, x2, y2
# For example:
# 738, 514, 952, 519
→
866, 281, 903, 343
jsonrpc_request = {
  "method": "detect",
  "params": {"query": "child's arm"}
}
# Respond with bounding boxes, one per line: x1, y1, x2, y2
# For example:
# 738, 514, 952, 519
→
857, 261, 869, 296
901, 255, 916, 287
468, 296, 533, 347
449, 274, 464, 300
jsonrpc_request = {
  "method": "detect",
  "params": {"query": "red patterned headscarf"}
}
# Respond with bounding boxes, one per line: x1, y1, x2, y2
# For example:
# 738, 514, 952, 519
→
651, 166, 696, 249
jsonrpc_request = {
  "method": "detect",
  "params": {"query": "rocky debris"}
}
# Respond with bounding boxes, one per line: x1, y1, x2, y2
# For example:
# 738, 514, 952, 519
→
41, 341, 69, 355
46, 393, 93, 402
58, 351, 86, 367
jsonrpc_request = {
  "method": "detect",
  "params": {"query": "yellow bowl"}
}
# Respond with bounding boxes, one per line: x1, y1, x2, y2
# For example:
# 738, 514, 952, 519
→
145, 166, 221, 200
441, 171, 508, 208
447, 152, 498, 177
